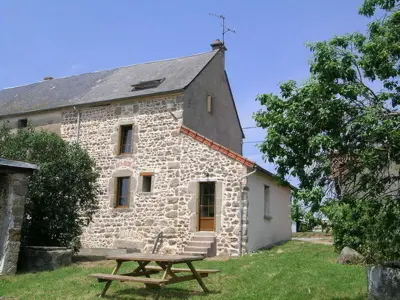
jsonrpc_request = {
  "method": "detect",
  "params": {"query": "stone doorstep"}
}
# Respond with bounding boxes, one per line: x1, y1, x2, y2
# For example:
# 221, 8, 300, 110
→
193, 231, 216, 237
192, 236, 215, 242
186, 241, 213, 247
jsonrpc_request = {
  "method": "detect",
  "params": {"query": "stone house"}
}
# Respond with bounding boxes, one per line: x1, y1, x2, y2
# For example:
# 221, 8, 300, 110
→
0, 40, 293, 256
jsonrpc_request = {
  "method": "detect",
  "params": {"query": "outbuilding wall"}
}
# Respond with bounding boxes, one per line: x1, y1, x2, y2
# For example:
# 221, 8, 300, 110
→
246, 172, 292, 253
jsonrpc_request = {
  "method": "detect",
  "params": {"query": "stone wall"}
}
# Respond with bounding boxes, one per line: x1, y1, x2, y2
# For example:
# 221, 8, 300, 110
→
62, 94, 187, 254
18, 246, 72, 272
61, 94, 248, 255
0, 171, 31, 275
179, 134, 248, 256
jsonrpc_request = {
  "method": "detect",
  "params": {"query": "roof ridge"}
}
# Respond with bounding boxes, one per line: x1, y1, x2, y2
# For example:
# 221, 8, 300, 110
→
1, 50, 218, 92
179, 125, 255, 168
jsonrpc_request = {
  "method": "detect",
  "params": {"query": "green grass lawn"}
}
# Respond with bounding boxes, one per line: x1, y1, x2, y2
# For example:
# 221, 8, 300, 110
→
0, 241, 367, 300
292, 232, 332, 238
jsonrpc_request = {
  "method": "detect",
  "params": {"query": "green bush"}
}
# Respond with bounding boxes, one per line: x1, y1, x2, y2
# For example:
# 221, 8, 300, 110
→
326, 197, 400, 263
0, 124, 99, 251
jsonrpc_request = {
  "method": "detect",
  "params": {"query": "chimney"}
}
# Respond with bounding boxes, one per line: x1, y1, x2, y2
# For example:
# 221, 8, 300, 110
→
210, 39, 227, 51
43, 76, 53, 81
210, 39, 227, 70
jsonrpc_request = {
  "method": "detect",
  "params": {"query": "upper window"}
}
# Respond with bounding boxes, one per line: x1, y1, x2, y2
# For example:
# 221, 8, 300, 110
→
206, 95, 213, 114
264, 185, 271, 219
119, 125, 133, 154
17, 119, 28, 129
116, 177, 130, 208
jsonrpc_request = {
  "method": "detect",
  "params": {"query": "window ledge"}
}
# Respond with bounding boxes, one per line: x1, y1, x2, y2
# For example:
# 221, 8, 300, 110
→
138, 192, 154, 195
264, 215, 273, 221
113, 207, 133, 212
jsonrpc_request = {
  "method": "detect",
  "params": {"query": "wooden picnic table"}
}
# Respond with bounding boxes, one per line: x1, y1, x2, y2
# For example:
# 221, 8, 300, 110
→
89, 253, 220, 298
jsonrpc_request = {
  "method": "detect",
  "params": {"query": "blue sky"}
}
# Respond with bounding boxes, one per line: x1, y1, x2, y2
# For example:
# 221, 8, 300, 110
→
0, 1, 370, 185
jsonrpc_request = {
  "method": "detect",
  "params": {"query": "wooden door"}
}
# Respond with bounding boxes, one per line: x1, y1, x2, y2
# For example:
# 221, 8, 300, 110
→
198, 182, 215, 231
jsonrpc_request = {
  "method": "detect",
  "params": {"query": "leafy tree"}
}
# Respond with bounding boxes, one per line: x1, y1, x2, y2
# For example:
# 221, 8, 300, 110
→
0, 124, 99, 250
292, 197, 328, 232
291, 198, 305, 232
254, 0, 400, 262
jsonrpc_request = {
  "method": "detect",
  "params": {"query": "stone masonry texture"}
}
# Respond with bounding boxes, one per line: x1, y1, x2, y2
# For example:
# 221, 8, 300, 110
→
61, 95, 248, 256
0, 172, 31, 275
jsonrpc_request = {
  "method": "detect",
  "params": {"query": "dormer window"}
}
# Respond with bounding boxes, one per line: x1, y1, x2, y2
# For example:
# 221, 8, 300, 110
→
131, 78, 165, 91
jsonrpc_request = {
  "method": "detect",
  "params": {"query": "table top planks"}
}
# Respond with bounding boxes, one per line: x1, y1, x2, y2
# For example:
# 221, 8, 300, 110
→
106, 253, 205, 263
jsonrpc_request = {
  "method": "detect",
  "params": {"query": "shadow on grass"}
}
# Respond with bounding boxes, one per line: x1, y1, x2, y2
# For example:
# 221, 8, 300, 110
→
106, 286, 220, 299
330, 296, 366, 300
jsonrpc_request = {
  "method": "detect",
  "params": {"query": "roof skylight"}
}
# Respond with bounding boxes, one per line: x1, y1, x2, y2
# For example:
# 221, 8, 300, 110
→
131, 78, 165, 91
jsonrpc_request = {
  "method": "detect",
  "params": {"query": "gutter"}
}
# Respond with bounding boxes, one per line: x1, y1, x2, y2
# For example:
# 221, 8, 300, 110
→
238, 168, 257, 256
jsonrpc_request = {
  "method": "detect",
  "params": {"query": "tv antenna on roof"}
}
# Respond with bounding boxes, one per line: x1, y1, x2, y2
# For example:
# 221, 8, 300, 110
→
209, 13, 236, 44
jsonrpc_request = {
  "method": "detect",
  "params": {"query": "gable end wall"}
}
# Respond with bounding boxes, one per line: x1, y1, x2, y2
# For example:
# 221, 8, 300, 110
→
183, 51, 243, 154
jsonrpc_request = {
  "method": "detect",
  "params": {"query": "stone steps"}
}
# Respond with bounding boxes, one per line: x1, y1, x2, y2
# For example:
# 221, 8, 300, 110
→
182, 251, 207, 256
191, 236, 215, 242
183, 232, 216, 257
184, 246, 209, 254
193, 231, 215, 237
186, 241, 213, 248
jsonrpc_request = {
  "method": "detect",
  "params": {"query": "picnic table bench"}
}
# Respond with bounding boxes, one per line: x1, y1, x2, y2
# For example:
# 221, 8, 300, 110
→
89, 253, 220, 298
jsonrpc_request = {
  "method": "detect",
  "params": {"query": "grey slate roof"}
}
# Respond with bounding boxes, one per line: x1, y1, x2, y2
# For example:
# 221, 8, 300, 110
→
0, 158, 38, 170
0, 50, 218, 117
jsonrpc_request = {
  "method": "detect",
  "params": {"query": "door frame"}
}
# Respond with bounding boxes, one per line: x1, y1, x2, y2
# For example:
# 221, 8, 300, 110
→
197, 181, 216, 231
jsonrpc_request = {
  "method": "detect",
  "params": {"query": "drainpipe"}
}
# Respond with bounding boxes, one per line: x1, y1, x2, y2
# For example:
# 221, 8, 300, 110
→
73, 106, 81, 143
238, 167, 257, 256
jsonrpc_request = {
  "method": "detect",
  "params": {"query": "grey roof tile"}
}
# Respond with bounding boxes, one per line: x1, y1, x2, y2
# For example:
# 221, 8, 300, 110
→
0, 157, 38, 170
0, 50, 218, 117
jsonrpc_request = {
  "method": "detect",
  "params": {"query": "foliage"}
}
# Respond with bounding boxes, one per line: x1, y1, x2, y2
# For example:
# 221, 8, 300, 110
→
0, 242, 367, 300
291, 198, 325, 232
0, 124, 99, 250
290, 198, 305, 230
254, 0, 400, 262
326, 196, 400, 262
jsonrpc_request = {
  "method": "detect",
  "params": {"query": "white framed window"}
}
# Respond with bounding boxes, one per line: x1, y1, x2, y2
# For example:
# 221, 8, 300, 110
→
264, 185, 272, 220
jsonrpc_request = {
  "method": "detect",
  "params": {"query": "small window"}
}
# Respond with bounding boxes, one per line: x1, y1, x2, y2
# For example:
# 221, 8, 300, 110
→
264, 185, 271, 219
119, 125, 133, 154
17, 119, 28, 128
206, 95, 213, 114
116, 177, 130, 207
140, 172, 153, 192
